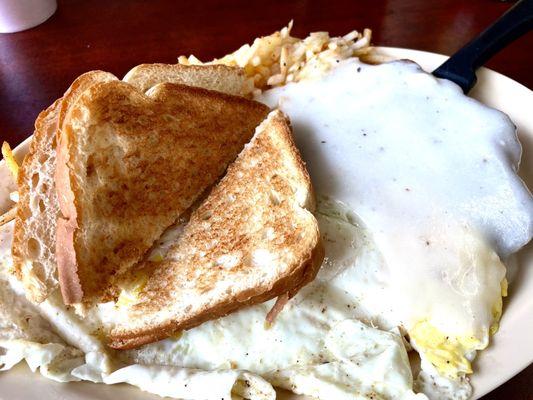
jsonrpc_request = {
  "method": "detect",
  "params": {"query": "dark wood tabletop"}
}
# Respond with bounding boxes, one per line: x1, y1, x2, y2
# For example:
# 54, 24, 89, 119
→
0, 1, 532, 399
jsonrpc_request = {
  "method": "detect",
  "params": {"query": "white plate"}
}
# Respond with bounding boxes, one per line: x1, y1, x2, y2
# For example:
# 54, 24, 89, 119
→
0, 47, 531, 400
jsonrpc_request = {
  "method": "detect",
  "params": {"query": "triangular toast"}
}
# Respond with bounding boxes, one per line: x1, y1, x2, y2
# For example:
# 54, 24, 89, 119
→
55, 81, 269, 304
108, 111, 323, 349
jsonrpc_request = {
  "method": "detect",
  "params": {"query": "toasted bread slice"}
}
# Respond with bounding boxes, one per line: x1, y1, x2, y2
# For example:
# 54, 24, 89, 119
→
56, 81, 269, 305
108, 110, 323, 349
123, 64, 247, 95
12, 65, 252, 303
12, 71, 118, 303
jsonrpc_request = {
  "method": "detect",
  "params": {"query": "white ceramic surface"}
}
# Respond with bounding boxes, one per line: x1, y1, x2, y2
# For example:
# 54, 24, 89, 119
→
0, 0, 56, 33
0, 47, 531, 400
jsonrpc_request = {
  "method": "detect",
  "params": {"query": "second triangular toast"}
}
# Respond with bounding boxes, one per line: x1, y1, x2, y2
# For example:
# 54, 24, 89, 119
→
108, 110, 323, 349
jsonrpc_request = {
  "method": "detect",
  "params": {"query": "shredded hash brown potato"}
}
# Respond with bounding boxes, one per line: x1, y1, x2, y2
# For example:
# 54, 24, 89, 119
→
1, 141, 19, 180
178, 21, 372, 95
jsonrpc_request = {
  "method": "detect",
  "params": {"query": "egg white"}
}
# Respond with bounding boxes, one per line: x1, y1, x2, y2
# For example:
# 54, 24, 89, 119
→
0, 212, 427, 400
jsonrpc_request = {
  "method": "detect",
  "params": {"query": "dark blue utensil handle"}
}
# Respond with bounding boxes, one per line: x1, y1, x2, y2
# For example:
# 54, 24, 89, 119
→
433, 0, 533, 93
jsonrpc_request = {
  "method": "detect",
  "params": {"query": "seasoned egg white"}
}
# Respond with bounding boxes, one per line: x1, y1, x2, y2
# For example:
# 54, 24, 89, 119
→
0, 207, 426, 399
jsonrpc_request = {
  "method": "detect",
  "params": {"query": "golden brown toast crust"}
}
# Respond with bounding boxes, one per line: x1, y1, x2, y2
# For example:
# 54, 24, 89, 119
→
56, 81, 269, 304
123, 63, 246, 95
107, 111, 324, 349
56, 71, 118, 141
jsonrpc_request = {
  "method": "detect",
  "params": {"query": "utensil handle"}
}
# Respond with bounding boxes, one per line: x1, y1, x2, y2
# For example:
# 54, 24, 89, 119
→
433, 0, 533, 93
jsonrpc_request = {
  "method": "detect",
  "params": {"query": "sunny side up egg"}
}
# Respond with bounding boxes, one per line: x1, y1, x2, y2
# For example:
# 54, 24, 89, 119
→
0, 213, 428, 400
119, 200, 429, 400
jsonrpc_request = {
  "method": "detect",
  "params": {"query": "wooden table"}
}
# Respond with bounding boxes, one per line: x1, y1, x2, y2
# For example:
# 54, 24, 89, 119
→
0, 1, 531, 399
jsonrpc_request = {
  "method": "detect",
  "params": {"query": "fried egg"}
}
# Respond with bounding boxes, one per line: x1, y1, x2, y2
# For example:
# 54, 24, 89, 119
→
0, 211, 426, 399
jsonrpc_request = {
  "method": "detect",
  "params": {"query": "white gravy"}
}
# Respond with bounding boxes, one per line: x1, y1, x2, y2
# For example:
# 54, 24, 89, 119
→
259, 59, 533, 336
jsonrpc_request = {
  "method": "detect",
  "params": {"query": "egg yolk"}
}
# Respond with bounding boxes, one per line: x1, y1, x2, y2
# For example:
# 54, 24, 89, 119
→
410, 277, 507, 378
